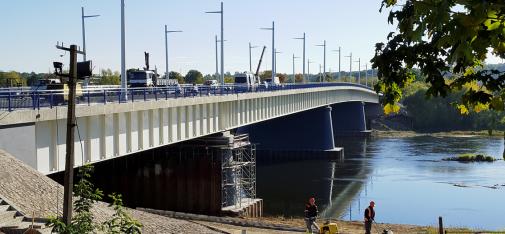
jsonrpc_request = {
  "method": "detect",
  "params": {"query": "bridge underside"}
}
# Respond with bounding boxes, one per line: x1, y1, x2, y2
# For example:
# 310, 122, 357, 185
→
0, 86, 379, 174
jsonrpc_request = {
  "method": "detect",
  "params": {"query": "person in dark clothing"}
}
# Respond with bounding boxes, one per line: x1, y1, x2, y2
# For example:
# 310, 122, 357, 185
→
364, 201, 375, 234
304, 197, 320, 233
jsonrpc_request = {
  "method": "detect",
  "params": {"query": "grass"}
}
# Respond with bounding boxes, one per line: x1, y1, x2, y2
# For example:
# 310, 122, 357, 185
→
443, 153, 496, 162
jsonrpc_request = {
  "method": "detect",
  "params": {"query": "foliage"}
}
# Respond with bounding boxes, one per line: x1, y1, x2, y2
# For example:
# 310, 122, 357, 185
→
259, 70, 272, 81
295, 74, 304, 83
402, 82, 505, 131
169, 71, 184, 84
373, 0, 505, 114
184, 70, 204, 84
98, 69, 120, 85
443, 153, 496, 162
0, 71, 26, 87
101, 193, 142, 234
47, 164, 103, 233
47, 165, 142, 234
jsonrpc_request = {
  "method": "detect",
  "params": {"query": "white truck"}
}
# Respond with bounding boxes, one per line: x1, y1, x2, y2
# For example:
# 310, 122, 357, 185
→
127, 52, 179, 87
234, 46, 267, 92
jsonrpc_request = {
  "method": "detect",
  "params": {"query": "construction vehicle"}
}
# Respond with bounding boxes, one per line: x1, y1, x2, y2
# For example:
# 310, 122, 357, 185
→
128, 52, 178, 87
234, 46, 266, 92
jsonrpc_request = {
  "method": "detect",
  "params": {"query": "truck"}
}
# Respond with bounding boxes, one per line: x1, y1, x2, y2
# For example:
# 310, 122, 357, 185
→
234, 46, 267, 92
128, 52, 179, 87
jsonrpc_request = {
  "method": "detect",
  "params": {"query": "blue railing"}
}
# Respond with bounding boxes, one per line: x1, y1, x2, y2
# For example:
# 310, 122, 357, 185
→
0, 82, 372, 111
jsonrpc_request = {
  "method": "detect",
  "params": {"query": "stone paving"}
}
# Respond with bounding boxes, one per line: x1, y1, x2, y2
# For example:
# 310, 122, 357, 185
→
0, 149, 221, 233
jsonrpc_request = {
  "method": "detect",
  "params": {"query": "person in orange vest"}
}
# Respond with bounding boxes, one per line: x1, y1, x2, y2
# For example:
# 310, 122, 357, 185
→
364, 201, 375, 234
304, 197, 319, 233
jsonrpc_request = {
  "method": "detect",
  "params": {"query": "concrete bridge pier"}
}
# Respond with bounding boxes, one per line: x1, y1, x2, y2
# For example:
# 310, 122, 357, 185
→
331, 101, 369, 137
237, 106, 341, 161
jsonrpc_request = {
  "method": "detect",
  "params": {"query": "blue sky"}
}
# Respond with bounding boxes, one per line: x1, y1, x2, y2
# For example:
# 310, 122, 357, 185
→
0, 1, 501, 75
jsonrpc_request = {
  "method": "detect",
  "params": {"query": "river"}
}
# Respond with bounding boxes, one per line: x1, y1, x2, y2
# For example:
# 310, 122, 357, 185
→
256, 136, 505, 230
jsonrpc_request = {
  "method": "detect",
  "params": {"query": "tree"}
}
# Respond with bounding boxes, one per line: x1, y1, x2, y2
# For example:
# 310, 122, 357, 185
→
259, 70, 272, 81
372, 0, 505, 114
98, 69, 120, 85
184, 70, 204, 84
295, 74, 304, 83
0, 71, 25, 87
169, 71, 184, 84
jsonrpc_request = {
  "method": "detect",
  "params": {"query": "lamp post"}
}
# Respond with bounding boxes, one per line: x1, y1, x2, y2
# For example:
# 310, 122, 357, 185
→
316, 40, 326, 80
354, 57, 361, 84
249, 42, 258, 73
215, 37, 226, 79
81, 7, 99, 62
293, 33, 306, 82
164, 25, 182, 81
365, 63, 368, 86
274, 49, 282, 76
308, 59, 313, 82
345, 53, 352, 82
120, 0, 127, 100
332, 46, 341, 80
205, 2, 224, 85
292, 54, 299, 83
261, 21, 275, 80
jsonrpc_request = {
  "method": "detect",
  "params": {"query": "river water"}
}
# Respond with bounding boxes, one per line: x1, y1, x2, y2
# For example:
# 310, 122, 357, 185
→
256, 136, 505, 230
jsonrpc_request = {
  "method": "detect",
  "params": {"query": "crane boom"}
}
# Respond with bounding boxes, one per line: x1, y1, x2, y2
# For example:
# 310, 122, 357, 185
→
255, 46, 267, 78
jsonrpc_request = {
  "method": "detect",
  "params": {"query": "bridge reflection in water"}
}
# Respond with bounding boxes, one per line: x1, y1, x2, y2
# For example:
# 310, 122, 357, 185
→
256, 137, 373, 219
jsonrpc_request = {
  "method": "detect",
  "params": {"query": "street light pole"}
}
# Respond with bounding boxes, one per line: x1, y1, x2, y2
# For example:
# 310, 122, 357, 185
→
81, 7, 99, 62
293, 32, 306, 82
164, 25, 182, 81
316, 40, 326, 79
307, 59, 313, 81
354, 57, 361, 84
120, 0, 127, 100
274, 49, 282, 76
292, 54, 299, 83
365, 63, 368, 86
249, 42, 258, 73
332, 47, 341, 80
205, 2, 224, 85
345, 53, 352, 82
215, 35, 219, 78
261, 21, 275, 80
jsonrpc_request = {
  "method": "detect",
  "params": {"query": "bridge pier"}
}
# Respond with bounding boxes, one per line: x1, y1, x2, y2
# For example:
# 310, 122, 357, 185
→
331, 101, 370, 137
239, 106, 336, 151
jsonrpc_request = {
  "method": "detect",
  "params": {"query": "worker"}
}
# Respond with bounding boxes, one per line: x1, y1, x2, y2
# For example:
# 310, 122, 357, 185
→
364, 201, 375, 234
304, 197, 319, 233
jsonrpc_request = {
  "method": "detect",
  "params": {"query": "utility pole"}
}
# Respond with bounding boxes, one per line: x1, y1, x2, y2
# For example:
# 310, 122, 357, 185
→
292, 54, 299, 83
55, 43, 84, 226
205, 2, 224, 84
261, 21, 275, 80
120, 0, 127, 101
354, 57, 361, 84
164, 25, 182, 81
81, 7, 99, 62
345, 53, 352, 82
293, 33, 306, 82
274, 49, 282, 76
316, 40, 326, 78
249, 42, 258, 73
319, 64, 322, 83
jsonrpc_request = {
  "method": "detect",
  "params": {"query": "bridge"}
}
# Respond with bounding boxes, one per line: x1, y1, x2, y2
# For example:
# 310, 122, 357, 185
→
0, 82, 379, 175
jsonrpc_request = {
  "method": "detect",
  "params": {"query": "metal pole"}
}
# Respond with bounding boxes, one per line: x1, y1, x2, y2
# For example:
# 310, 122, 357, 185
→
220, 2, 224, 85
165, 25, 168, 79
319, 64, 322, 82
365, 63, 368, 86
338, 46, 341, 80
272, 21, 275, 80
215, 35, 219, 78
63, 45, 78, 225
249, 42, 252, 72
120, 0, 127, 100
293, 54, 295, 83
323, 40, 326, 76
81, 7, 86, 62
302, 33, 305, 82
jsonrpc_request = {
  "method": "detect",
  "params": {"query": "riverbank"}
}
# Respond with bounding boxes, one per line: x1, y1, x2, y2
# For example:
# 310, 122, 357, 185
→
196, 216, 481, 234
372, 130, 505, 138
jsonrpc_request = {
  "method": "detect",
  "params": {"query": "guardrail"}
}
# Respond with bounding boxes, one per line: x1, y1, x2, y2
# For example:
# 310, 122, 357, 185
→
0, 82, 373, 111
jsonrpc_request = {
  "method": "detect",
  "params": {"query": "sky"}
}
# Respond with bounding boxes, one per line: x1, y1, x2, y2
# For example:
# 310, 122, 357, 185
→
0, 0, 502, 75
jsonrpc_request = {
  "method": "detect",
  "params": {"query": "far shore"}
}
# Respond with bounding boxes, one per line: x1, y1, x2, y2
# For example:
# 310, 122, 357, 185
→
371, 130, 505, 139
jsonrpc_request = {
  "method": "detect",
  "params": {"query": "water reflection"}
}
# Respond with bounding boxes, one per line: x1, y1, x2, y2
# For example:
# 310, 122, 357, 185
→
257, 136, 505, 230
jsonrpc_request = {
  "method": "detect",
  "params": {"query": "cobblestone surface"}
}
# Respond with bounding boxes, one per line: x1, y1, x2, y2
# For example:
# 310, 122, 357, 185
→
0, 150, 220, 233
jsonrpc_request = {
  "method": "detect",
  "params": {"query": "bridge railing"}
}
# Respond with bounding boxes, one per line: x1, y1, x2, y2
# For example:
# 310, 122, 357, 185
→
0, 82, 373, 111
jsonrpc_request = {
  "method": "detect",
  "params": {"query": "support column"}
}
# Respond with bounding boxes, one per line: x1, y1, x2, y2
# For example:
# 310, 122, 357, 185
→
331, 101, 368, 137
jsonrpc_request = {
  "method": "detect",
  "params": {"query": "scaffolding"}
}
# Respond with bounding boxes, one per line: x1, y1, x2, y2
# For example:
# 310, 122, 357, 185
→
221, 133, 256, 209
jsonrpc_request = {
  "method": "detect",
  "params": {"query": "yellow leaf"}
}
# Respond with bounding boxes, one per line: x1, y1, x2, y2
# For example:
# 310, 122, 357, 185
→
457, 105, 469, 115
383, 103, 400, 115
473, 102, 489, 113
